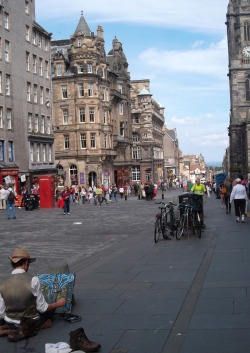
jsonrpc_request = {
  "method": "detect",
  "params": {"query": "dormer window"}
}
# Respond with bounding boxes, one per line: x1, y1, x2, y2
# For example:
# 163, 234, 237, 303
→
87, 64, 93, 73
78, 39, 82, 47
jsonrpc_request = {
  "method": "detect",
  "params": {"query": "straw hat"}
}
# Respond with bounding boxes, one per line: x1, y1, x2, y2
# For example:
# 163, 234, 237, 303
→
236, 178, 241, 183
9, 248, 36, 263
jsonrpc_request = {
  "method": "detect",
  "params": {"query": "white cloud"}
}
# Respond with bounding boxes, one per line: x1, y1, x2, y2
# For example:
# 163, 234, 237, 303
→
36, 0, 228, 34
138, 37, 228, 78
171, 116, 200, 125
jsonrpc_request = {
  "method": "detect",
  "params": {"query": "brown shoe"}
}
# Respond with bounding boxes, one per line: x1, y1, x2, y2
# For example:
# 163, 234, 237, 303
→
69, 327, 101, 352
8, 317, 37, 342
37, 319, 53, 330
0, 325, 17, 337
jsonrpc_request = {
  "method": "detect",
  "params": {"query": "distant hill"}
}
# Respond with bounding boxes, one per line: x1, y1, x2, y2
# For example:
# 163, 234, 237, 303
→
206, 161, 222, 167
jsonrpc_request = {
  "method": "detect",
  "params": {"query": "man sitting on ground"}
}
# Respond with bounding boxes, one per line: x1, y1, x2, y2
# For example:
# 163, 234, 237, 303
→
0, 248, 66, 342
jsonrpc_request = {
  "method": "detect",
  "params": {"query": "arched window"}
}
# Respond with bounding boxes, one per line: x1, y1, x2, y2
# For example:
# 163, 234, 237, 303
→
70, 164, 78, 185
245, 78, 250, 101
244, 22, 250, 41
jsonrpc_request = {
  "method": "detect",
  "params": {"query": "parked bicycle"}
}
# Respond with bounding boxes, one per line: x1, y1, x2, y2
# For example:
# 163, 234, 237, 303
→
176, 202, 202, 240
154, 201, 180, 242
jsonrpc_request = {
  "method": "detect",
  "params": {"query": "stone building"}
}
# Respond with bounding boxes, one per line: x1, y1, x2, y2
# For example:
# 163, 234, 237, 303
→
130, 80, 165, 184
51, 14, 131, 188
226, 0, 250, 179
0, 0, 54, 191
163, 126, 180, 182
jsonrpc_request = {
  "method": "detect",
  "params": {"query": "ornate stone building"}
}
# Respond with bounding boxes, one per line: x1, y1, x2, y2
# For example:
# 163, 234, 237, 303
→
0, 0, 54, 191
51, 14, 165, 188
226, 0, 250, 179
51, 14, 131, 187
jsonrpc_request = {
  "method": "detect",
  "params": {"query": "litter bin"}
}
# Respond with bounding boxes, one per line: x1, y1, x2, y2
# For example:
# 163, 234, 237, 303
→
178, 193, 203, 217
24, 194, 39, 211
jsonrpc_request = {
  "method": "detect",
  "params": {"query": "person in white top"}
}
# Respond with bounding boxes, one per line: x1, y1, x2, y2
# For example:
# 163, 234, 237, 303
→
230, 178, 248, 223
0, 185, 7, 210
0, 248, 66, 341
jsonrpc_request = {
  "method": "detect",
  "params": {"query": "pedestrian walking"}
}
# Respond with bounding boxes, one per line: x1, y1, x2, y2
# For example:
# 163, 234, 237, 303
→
230, 178, 248, 223
61, 186, 70, 215
119, 186, 124, 199
6, 185, 17, 220
224, 176, 232, 214
0, 185, 7, 210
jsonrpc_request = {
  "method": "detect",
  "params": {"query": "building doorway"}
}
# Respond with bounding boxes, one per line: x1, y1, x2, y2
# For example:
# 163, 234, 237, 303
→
88, 171, 97, 187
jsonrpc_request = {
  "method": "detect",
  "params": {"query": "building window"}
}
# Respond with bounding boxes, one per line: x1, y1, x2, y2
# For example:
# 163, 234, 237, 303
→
41, 116, 45, 133
88, 83, 93, 97
34, 115, 38, 132
27, 82, 31, 101
90, 133, 96, 148
78, 83, 84, 97
87, 64, 93, 73
47, 116, 51, 134
5, 74, 10, 96
80, 133, 86, 148
44, 39, 48, 51
118, 84, 123, 93
132, 166, 140, 181
4, 40, 10, 62
6, 109, 12, 130
104, 110, 107, 124
48, 145, 52, 162
244, 22, 250, 42
26, 52, 30, 71
36, 143, 40, 162
118, 103, 124, 115
4, 12, 9, 30
38, 34, 42, 48
32, 30, 37, 45
70, 164, 78, 184
25, 1, 29, 14
26, 25, 30, 41
28, 113, 32, 132
104, 134, 107, 148
30, 143, 34, 162
120, 122, 125, 136
101, 67, 105, 78
39, 58, 43, 76
246, 78, 250, 101
0, 140, 4, 162
0, 107, 3, 128
42, 144, 46, 162
8, 141, 13, 162
64, 135, 69, 149
62, 109, 68, 125
89, 107, 95, 122
33, 84, 37, 103
40, 86, 44, 105
62, 85, 67, 99
132, 132, 139, 142
45, 61, 49, 78
133, 114, 139, 123
78, 39, 82, 47
77, 64, 83, 74
132, 147, 140, 159
33, 55, 37, 73
0, 71, 2, 94
79, 107, 85, 123
57, 64, 62, 76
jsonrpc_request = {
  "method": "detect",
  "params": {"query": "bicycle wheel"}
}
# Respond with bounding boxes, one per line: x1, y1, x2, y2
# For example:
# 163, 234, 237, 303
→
176, 214, 186, 240
154, 218, 162, 243
196, 213, 202, 239
163, 212, 172, 240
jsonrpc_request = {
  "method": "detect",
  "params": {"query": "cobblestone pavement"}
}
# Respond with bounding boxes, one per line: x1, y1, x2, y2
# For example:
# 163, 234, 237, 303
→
0, 189, 250, 353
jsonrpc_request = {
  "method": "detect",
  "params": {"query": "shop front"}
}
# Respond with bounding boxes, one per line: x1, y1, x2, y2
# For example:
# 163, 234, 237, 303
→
0, 163, 19, 192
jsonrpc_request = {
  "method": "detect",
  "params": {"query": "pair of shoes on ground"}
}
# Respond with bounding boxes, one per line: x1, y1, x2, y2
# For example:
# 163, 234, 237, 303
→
236, 219, 245, 223
70, 327, 101, 352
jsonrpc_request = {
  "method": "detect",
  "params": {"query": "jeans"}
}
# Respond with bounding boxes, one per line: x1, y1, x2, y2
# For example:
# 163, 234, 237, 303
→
63, 199, 70, 213
6, 200, 16, 219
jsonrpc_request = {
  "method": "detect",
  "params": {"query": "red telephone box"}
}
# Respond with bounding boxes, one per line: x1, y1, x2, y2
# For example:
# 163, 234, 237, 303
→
39, 175, 55, 208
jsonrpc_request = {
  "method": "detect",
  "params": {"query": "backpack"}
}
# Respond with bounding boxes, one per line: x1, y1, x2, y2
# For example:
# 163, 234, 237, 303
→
8, 191, 16, 202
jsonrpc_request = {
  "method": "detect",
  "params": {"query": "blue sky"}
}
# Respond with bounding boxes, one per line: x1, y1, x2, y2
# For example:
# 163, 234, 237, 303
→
36, 0, 229, 164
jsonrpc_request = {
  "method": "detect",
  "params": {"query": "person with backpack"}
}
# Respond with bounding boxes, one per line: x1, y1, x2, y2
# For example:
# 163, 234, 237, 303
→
6, 185, 17, 220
